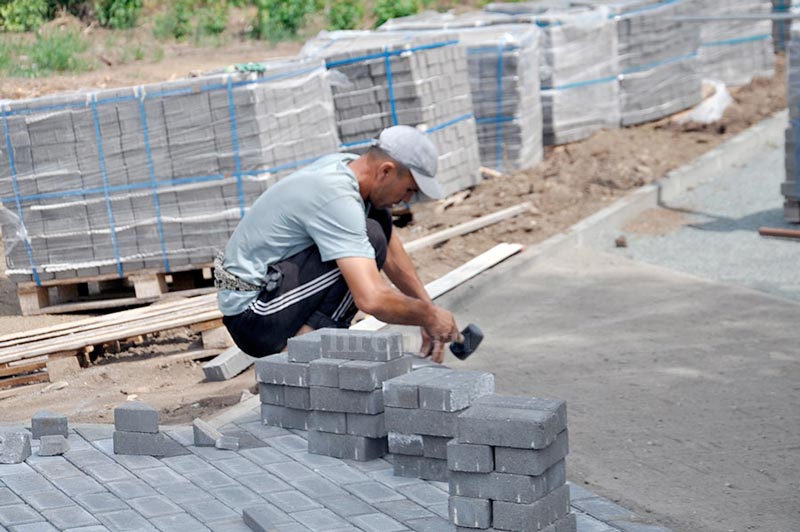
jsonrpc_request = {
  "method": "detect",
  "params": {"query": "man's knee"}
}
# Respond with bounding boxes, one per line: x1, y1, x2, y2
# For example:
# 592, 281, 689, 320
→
366, 218, 388, 268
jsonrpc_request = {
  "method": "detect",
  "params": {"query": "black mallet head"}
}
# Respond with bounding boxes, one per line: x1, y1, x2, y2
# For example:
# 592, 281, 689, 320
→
450, 323, 484, 360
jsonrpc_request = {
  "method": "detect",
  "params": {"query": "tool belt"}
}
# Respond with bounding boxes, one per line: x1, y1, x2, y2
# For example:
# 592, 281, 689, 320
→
214, 252, 282, 292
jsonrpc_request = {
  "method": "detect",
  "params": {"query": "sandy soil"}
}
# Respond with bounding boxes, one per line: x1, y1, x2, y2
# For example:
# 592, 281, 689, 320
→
0, 44, 787, 423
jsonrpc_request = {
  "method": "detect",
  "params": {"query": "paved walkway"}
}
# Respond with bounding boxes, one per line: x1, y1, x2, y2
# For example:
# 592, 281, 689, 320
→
0, 413, 651, 532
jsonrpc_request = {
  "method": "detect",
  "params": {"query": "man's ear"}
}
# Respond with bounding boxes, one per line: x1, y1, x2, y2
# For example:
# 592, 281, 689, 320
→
376, 161, 396, 181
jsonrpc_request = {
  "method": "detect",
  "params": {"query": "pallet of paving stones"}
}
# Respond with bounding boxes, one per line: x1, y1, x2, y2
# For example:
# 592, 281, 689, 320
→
12, 261, 216, 315
696, 0, 775, 86
378, 11, 545, 173
784, 24, 800, 222
0, 293, 222, 388
0, 58, 340, 293
485, 2, 622, 145
302, 30, 483, 196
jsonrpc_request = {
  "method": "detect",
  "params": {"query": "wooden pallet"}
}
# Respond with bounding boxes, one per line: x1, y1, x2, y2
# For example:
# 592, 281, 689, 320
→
16, 263, 215, 315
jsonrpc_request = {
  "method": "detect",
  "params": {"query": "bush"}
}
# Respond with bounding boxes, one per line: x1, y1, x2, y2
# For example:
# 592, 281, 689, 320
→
252, 0, 314, 40
197, 0, 228, 37
327, 0, 362, 30
373, 0, 419, 28
95, 0, 142, 29
8, 29, 90, 76
153, 0, 192, 40
0, 0, 50, 32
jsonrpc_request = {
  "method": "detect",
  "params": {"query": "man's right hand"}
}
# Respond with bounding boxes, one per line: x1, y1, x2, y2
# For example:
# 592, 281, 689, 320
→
421, 305, 459, 363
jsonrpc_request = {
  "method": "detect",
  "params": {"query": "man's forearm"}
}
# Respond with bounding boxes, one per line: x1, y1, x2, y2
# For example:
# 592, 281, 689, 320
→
367, 284, 435, 327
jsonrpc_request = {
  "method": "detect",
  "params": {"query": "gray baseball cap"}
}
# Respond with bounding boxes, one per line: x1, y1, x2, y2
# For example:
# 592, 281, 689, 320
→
374, 125, 445, 200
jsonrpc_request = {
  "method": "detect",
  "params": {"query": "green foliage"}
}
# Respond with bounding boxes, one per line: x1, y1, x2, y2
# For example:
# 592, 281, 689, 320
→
95, 0, 142, 29
196, 0, 228, 37
373, 0, 419, 28
327, 0, 362, 30
153, 0, 192, 40
252, 0, 314, 40
3, 29, 90, 76
0, 0, 50, 32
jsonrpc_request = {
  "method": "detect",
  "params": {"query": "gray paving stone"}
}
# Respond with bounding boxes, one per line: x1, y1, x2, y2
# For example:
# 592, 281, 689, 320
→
109, 454, 160, 471
575, 511, 616, 532
255, 354, 310, 387
373, 499, 434, 521
392, 455, 449, 482
210, 484, 265, 511
114, 402, 159, 434
367, 468, 420, 489
203, 347, 254, 382
310, 358, 345, 388
31, 412, 68, 440
567, 483, 597, 502
609, 520, 671, 532
42, 506, 99, 529
492, 484, 571, 532
95, 509, 155, 531
384, 407, 459, 437
190, 445, 241, 461
2, 473, 52, 495
290, 476, 346, 499
310, 411, 347, 435
418, 370, 495, 412
388, 433, 423, 456
284, 387, 312, 410
449, 495, 491, 528
397, 483, 450, 508
260, 405, 310, 431
135, 467, 186, 486
421, 435, 449, 460
163, 428, 194, 447
22, 490, 73, 511
215, 435, 240, 451
341, 458, 392, 474
237, 473, 292, 495
316, 465, 370, 485
239, 446, 290, 465
449, 461, 565, 504
338, 356, 412, 392
495, 430, 569, 477
428, 501, 449, 519
127, 495, 183, 518
382, 368, 441, 409
258, 384, 286, 406
106, 478, 158, 499
265, 489, 321, 512
184, 469, 237, 490
0, 487, 22, 506
10, 521, 59, 532
571, 497, 638, 522
308, 431, 387, 462
0, 463, 33, 477
318, 494, 375, 518
269, 434, 308, 454
242, 503, 295, 530
405, 516, 454, 532
290, 450, 343, 469
27, 458, 82, 480
0, 432, 31, 464
149, 512, 210, 532
344, 481, 405, 504
310, 388, 384, 415
210, 456, 259, 477
349, 512, 408, 532
447, 441, 493, 473
292, 507, 350, 530
50, 476, 106, 497
287, 331, 323, 363
83, 463, 134, 484
0, 505, 42, 527
64, 449, 115, 469
207, 517, 254, 532
160, 455, 211, 475
181, 498, 239, 523
74, 492, 128, 514
193, 419, 222, 447
346, 413, 385, 438
155, 481, 214, 504
72, 426, 115, 444
265, 461, 316, 482
320, 330, 403, 362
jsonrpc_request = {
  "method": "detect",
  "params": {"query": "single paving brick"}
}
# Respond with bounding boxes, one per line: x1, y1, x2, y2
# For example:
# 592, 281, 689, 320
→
9, 521, 58, 532
346, 413, 385, 438
114, 402, 159, 434
23, 490, 73, 511
242, 503, 296, 532
449, 461, 565, 504
211, 485, 265, 511
310, 358, 346, 388
310, 411, 348, 434
287, 330, 324, 362
382, 367, 442, 408
75, 492, 129, 513
266, 461, 316, 483
213, 456, 261, 477
161, 455, 211, 475
284, 387, 312, 410
349, 512, 408, 532
0, 487, 22, 506
492, 484, 571, 532
291, 476, 347, 499
215, 435, 240, 451
265, 490, 321, 513
457, 401, 565, 450
113, 431, 172, 457
344, 481, 405, 504
193, 419, 222, 447
447, 441, 494, 473
261, 404, 310, 431
495, 430, 569, 477
316, 465, 370, 485
476, 395, 568, 431
421, 435, 450, 459
320, 330, 403, 362
110, 476, 164, 497
111, 453, 161, 471
384, 407, 460, 437
150, 511, 211, 532
255, 354, 310, 387
2, 473, 52, 495
373, 499, 434, 521
388, 432, 424, 456
184, 469, 238, 490
338, 356, 413, 392
291, 507, 350, 530
310, 387, 384, 415
157, 481, 214, 505
269, 434, 309, 454
84, 462, 135, 483
308, 431, 387, 461
418, 370, 495, 412
291, 449, 343, 469
397, 483, 450, 508
449, 496, 492, 528
405, 516, 454, 532
0, 431, 31, 464
31, 411, 69, 439
50, 475, 106, 497
240, 446, 291, 465
318, 493, 376, 518
367, 468, 421, 490
0, 504, 43, 527
128, 495, 183, 518
258, 383, 286, 406
181, 498, 239, 523
95, 508, 154, 531
27, 458, 81, 480
392, 454, 449, 482
42, 505, 99, 529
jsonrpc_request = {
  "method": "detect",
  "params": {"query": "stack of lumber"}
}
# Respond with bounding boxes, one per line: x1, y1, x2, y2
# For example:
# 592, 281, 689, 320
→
0, 294, 222, 390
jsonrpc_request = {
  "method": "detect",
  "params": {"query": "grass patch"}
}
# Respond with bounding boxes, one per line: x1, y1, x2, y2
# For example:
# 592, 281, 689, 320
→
1, 29, 91, 77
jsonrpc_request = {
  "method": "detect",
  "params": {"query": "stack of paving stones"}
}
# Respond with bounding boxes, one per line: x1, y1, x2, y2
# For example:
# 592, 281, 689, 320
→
592, 0, 702, 126
378, 11, 544, 173
32, 410, 70, 457
773, 0, 800, 51
113, 401, 185, 456
696, 0, 775, 86
254, 331, 321, 432
305, 329, 414, 461
302, 30, 482, 196
0, 58, 340, 282
784, 24, 800, 222
383, 366, 495, 481
448, 395, 574, 532
485, 2, 622, 145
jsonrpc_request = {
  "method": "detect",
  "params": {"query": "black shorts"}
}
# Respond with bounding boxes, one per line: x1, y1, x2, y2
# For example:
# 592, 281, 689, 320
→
222, 208, 392, 357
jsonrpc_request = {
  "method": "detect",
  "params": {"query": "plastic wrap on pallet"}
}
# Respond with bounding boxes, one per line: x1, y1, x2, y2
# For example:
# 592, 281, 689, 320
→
697, 0, 775, 86
486, 2, 622, 145
773, 0, 800, 51
0, 59, 341, 283
784, 24, 800, 221
302, 30, 482, 196
588, 0, 702, 126
379, 11, 543, 172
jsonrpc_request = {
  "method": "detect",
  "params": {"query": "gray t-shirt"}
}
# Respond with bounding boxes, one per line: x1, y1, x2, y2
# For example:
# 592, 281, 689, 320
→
217, 153, 375, 316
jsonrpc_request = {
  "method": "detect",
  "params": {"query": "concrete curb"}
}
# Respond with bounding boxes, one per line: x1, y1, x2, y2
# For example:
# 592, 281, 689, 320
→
440, 109, 788, 308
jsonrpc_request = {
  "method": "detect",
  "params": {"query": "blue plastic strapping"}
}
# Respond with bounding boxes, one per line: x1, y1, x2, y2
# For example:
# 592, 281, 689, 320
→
700, 34, 771, 48
136, 86, 170, 273
1, 103, 41, 285
324, 40, 460, 69
90, 93, 124, 278
494, 41, 506, 172
541, 75, 619, 91
384, 46, 399, 126
425, 113, 474, 134
226, 75, 246, 219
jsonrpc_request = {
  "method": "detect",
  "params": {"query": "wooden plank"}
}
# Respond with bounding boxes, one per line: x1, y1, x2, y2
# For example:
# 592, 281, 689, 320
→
17, 286, 50, 315
404, 204, 531, 253
352, 243, 523, 331
0, 383, 47, 401
480, 166, 503, 180
759, 226, 800, 239
0, 372, 50, 389
16, 262, 213, 290
0, 361, 46, 378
